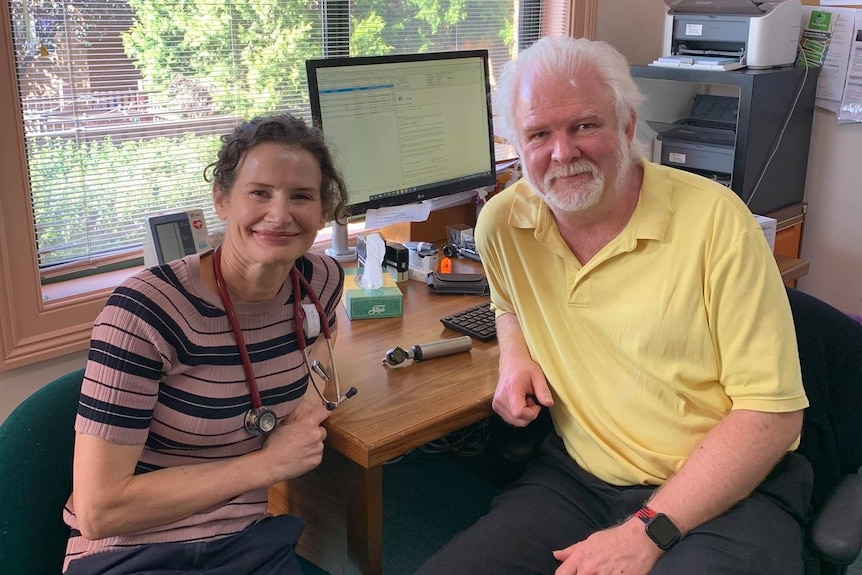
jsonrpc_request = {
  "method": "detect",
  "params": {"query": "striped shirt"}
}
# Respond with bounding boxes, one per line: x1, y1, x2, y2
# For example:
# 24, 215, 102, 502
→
63, 251, 343, 571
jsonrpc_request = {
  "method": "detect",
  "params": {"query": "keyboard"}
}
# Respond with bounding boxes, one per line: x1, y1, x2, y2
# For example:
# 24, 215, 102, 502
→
440, 301, 497, 342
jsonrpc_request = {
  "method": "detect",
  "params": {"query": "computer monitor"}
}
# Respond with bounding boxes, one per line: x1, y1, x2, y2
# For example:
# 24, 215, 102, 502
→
306, 50, 497, 261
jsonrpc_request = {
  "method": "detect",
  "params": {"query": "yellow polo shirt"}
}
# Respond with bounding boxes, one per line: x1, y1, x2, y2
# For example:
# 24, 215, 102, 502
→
476, 161, 807, 486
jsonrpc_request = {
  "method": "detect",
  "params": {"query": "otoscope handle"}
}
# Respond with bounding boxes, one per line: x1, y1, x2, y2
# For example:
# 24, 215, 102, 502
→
411, 336, 472, 361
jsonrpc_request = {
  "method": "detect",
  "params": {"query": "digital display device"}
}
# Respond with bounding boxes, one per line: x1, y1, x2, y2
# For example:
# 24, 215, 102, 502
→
306, 50, 497, 261
143, 209, 211, 267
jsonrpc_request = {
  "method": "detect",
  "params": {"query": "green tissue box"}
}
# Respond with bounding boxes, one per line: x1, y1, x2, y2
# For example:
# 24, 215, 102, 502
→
341, 268, 403, 320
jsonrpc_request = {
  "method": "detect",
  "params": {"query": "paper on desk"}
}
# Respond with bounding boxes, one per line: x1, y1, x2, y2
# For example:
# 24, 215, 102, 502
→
820, 0, 862, 5
363, 190, 477, 228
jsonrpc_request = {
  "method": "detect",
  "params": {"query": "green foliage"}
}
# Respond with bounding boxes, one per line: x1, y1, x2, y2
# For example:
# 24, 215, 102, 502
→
19, 0, 519, 270
122, 0, 321, 117
29, 135, 220, 267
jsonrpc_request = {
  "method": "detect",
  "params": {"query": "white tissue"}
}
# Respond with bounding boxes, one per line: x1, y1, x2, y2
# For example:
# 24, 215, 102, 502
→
356, 233, 386, 289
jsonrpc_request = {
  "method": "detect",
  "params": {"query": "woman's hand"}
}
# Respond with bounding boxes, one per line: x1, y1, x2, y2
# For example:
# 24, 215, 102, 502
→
262, 401, 331, 480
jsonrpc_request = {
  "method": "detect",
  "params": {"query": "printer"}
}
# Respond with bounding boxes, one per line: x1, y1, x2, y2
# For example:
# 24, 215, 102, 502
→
662, 0, 802, 69
649, 94, 739, 186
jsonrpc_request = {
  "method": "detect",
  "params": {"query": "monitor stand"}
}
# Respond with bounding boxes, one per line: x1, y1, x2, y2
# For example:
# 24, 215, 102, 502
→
325, 220, 357, 263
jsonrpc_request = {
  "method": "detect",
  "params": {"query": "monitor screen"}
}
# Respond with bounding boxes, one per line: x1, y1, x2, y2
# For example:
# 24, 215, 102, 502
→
306, 50, 497, 217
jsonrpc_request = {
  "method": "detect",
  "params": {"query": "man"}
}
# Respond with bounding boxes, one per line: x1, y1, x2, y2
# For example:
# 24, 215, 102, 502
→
417, 37, 811, 575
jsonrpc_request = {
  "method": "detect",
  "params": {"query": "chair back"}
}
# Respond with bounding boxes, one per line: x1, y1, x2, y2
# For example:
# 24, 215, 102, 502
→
0, 368, 83, 574
788, 288, 862, 508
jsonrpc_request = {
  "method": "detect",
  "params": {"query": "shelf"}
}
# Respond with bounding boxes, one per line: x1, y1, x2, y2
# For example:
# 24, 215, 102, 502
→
631, 65, 819, 215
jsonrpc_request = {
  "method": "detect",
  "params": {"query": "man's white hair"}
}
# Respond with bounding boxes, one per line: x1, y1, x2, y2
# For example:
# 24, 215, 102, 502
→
493, 36, 648, 157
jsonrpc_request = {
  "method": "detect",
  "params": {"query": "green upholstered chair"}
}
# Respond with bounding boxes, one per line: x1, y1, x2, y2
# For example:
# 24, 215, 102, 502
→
0, 368, 83, 574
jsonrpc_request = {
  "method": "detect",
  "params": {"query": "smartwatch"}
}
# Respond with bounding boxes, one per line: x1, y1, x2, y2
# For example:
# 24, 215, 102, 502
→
635, 506, 681, 551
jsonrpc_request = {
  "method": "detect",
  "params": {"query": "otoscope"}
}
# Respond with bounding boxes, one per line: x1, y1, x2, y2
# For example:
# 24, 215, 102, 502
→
382, 336, 473, 367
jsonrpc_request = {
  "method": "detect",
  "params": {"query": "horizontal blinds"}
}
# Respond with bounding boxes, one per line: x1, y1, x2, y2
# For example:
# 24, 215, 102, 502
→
9, 0, 542, 274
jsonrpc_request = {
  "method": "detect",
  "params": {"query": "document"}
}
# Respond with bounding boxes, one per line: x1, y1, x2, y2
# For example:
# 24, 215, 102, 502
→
800, 6, 857, 113
363, 190, 477, 228
837, 11, 862, 123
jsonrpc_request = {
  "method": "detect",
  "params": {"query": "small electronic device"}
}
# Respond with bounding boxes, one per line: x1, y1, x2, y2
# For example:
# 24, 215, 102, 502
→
427, 271, 489, 295
143, 209, 211, 267
440, 300, 496, 342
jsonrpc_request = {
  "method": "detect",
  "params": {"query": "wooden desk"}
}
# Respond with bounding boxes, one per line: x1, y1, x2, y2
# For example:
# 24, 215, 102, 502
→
269, 253, 807, 575
268, 263, 497, 575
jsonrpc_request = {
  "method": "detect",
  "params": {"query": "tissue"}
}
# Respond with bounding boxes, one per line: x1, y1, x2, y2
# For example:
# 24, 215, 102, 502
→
356, 233, 386, 289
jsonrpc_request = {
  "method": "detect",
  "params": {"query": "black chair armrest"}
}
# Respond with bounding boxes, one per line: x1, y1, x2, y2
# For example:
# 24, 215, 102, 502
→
809, 474, 862, 566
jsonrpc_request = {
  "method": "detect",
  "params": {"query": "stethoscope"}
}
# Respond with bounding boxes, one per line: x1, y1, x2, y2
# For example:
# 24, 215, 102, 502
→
212, 247, 357, 436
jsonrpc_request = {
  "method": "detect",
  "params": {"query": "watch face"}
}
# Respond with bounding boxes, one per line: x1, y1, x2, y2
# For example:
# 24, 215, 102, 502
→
647, 514, 681, 550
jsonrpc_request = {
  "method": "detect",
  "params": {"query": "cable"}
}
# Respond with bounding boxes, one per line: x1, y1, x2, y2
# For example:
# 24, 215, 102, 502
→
745, 46, 810, 211
420, 420, 488, 457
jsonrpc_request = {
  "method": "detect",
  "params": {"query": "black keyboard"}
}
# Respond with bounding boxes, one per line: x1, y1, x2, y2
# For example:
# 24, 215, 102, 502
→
440, 301, 496, 342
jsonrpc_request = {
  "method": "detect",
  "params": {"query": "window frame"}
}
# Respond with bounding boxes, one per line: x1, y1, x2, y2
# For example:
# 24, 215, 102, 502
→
0, 0, 597, 371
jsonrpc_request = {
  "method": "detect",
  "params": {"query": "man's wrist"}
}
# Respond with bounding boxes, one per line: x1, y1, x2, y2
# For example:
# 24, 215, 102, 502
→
634, 506, 682, 551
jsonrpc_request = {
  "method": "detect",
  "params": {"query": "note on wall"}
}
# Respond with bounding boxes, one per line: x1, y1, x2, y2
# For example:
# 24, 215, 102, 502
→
837, 11, 862, 122
801, 6, 858, 112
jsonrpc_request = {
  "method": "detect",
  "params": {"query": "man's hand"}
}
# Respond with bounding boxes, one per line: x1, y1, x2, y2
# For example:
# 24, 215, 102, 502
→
262, 401, 331, 481
552, 518, 663, 575
492, 354, 554, 427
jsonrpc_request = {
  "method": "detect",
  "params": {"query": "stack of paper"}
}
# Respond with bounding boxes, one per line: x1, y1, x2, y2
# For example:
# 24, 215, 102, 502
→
649, 55, 745, 71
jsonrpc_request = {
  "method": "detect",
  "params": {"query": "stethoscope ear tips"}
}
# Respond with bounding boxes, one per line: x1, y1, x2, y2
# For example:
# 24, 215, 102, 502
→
345, 387, 358, 399
325, 402, 337, 411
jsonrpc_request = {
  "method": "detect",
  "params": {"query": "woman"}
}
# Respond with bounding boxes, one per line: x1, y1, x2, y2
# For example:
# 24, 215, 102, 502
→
63, 114, 349, 574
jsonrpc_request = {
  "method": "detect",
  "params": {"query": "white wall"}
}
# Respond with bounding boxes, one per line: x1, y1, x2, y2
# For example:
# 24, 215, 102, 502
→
797, 109, 862, 315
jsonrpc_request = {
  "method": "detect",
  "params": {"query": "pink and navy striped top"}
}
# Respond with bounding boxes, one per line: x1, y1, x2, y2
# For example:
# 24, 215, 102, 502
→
63, 251, 343, 571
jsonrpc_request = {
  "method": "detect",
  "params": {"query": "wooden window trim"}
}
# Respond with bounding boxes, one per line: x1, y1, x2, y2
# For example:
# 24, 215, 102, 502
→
0, 1, 597, 372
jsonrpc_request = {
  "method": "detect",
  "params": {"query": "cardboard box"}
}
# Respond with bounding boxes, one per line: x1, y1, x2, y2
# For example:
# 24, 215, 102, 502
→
755, 215, 777, 253
341, 268, 403, 320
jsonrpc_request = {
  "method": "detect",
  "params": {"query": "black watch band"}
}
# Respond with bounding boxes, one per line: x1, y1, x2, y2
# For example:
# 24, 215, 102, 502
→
635, 506, 681, 551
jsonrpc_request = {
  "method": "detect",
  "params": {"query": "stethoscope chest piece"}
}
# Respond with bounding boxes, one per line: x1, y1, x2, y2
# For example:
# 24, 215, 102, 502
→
245, 406, 278, 436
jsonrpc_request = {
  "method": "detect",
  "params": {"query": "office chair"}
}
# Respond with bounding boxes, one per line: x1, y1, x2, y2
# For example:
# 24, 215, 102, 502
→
493, 289, 862, 574
788, 287, 862, 574
0, 368, 83, 574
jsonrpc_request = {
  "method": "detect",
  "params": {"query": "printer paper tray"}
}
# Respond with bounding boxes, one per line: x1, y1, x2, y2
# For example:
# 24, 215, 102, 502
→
650, 56, 745, 71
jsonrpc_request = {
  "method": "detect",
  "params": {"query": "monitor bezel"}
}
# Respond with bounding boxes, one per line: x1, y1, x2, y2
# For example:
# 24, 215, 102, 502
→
305, 50, 497, 217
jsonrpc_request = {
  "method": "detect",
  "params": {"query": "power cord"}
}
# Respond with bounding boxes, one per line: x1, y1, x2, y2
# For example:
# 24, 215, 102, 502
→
745, 44, 810, 211
420, 420, 488, 457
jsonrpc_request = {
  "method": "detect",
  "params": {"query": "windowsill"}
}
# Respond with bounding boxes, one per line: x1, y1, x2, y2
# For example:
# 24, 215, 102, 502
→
41, 220, 371, 302
41, 266, 144, 303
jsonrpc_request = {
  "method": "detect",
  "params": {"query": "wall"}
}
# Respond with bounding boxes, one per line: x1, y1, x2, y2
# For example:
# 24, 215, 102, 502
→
0, 351, 86, 422
595, 0, 666, 65
798, 110, 862, 314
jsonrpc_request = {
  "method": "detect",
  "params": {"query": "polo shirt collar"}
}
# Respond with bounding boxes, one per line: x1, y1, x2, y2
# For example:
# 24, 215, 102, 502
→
507, 159, 673, 246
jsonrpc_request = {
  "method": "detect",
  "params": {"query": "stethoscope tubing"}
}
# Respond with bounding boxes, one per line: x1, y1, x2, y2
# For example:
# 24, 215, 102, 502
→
212, 246, 333, 412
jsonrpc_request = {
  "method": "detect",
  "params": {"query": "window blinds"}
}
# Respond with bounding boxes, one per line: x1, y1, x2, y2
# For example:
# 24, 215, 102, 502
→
8, 0, 543, 275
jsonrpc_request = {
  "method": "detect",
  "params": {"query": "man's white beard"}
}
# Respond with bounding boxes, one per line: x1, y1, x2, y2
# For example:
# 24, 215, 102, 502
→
529, 140, 631, 214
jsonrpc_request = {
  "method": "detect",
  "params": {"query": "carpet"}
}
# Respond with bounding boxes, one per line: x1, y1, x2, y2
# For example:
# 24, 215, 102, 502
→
299, 437, 505, 575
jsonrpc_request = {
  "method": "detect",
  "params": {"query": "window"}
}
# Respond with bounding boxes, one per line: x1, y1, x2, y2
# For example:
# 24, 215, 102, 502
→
0, 0, 596, 371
